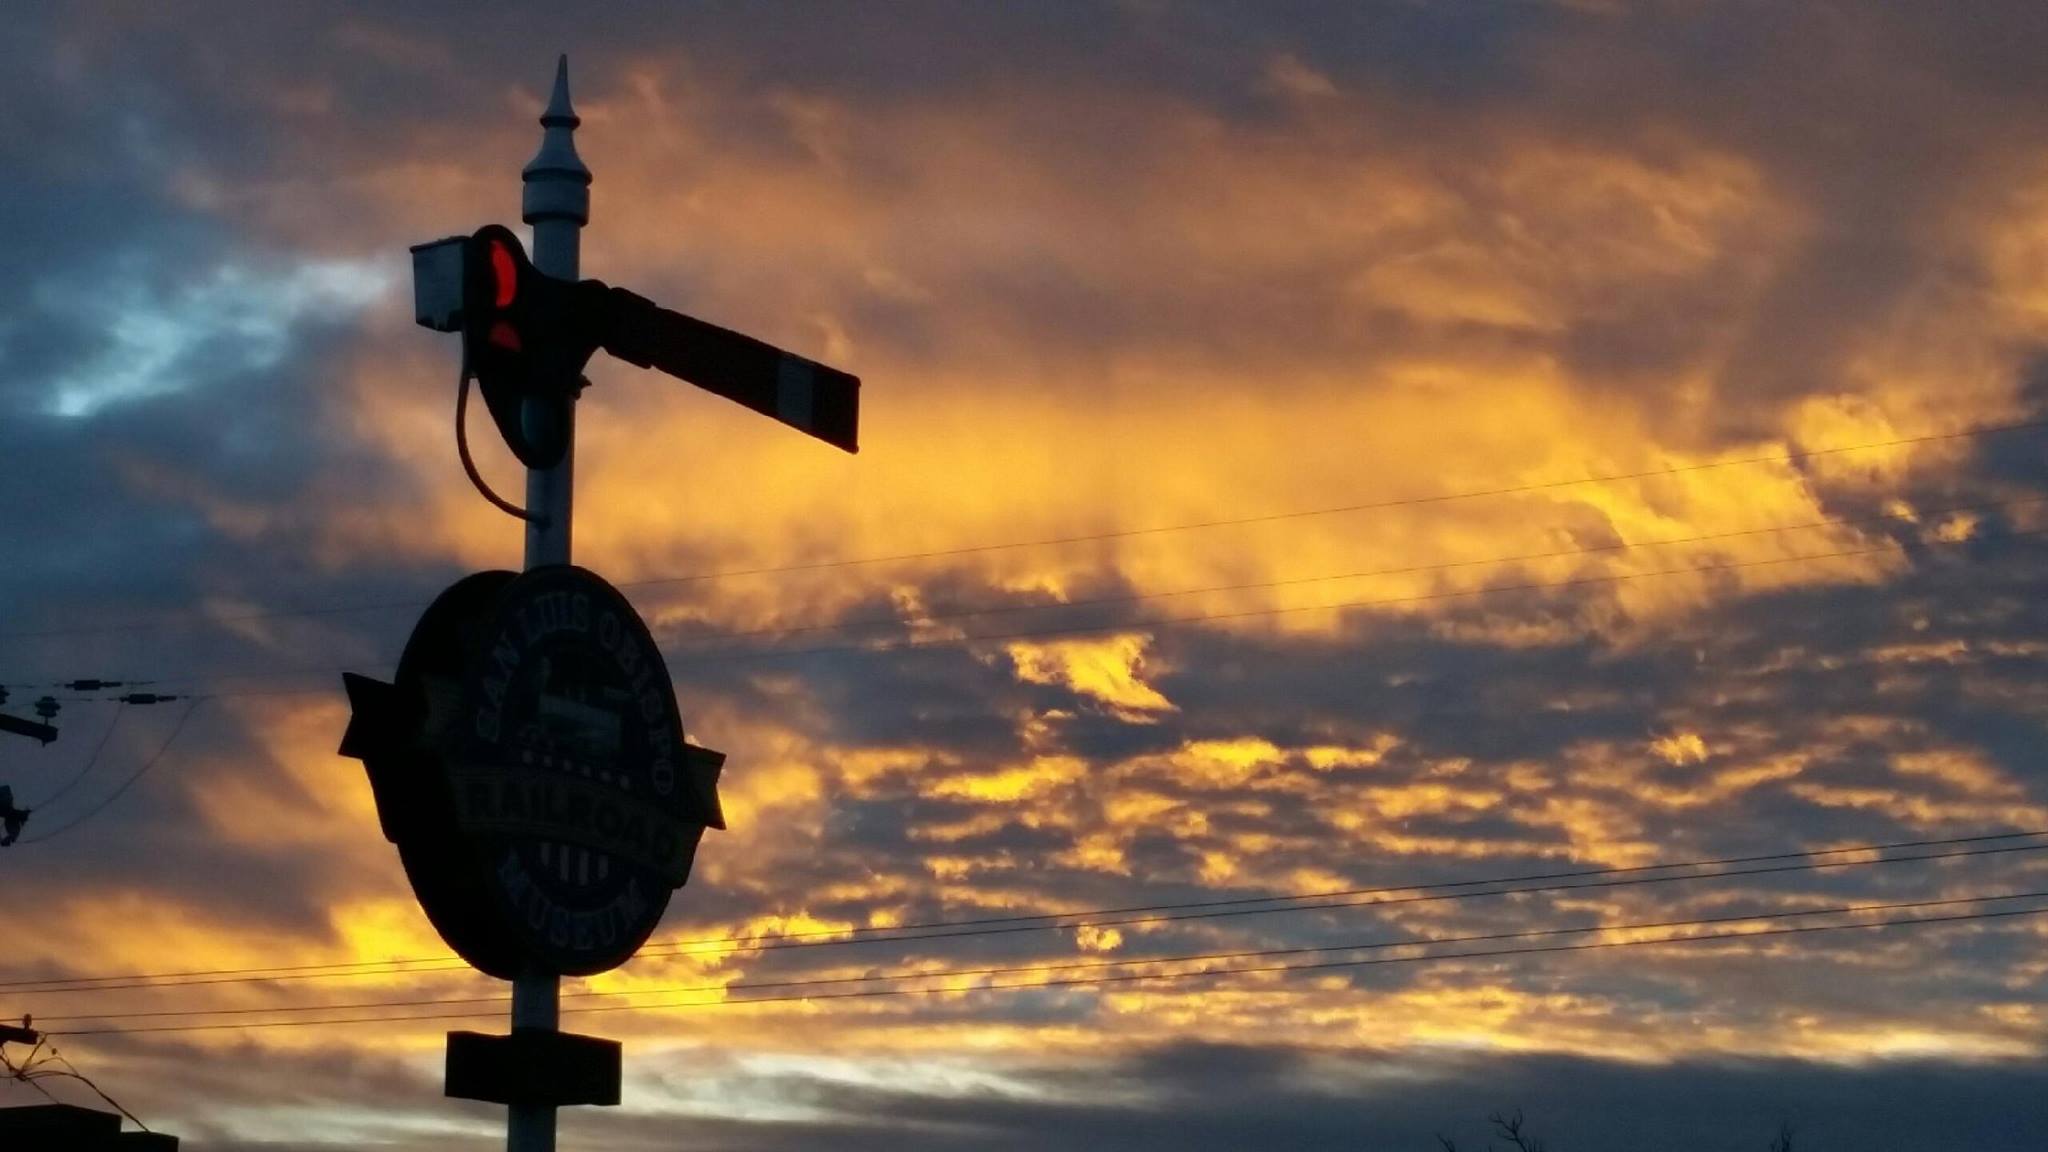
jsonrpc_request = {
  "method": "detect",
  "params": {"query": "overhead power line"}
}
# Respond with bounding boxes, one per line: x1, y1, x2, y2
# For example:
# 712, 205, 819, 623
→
669, 492, 2048, 648
32, 888, 2046, 1027
681, 524, 2048, 666
19, 488, 2032, 693
13, 486, 2001, 695
619, 841, 2048, 960
8, 828, 2043, 994
23, 704, 126, 811
0, 1045, 64, 1107
0, 1039, 151, 1131
15, 701, 203, 845
43, 900, 2046, 1037
613, 419, 2048, 584
3, 418, 2039, 645
29, 1048, 150, 1131
26, 509, 2048, 704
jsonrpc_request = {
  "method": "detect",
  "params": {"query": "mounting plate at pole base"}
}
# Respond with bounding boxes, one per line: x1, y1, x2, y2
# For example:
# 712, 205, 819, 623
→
445, 1029, 622, 1108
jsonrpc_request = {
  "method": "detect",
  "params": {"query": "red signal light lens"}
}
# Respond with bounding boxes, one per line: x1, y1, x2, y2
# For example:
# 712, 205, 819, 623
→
489, 240, 518, 309
488, 321, 523, 351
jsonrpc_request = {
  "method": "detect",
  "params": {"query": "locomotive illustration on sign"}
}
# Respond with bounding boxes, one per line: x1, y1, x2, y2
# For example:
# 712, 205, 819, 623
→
340, 565, 725, 978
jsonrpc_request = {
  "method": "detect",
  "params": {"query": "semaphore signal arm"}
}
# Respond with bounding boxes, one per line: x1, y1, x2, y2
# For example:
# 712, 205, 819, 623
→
412, 225, 860, 470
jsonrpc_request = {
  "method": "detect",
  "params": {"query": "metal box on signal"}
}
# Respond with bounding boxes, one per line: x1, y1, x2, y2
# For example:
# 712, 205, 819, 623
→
410, 236, 467, 332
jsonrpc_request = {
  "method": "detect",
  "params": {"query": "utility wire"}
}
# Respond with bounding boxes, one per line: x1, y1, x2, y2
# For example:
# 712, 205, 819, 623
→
37, 1047, 149, 1131
45, 902, 2046, 1037
0, 1046, 63, 1107
24, 703, 125, 810
6, 470, 1984, 693
29, 512, 2048, 703
1, 1042, 150, 1131
9, 829, 2043, 994
665, 492, 2048, 648
32, 888, 2046, 1026
515, 840, 2048, 959
4, 418, 2039, 644
24, 488, 2048, 693
613, 419, 2047, 586
680, 526, 2048, 666
630, 838, 2048, 957
15, 700, 203, 845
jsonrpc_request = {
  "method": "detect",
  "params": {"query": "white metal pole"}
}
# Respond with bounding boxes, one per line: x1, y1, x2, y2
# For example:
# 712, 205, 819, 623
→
511, 52, 589, 1152
522, 53, 589, 571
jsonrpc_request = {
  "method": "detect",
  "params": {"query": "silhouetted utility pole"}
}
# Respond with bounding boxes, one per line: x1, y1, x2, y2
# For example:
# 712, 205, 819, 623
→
0, 689, 59, 746
1, 1019, 180, 1149
0, 715, 57, 746
0, 689, 56, 847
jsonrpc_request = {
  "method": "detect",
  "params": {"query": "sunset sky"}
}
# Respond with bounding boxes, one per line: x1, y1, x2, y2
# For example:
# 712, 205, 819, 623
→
8, 3, 2048, 1149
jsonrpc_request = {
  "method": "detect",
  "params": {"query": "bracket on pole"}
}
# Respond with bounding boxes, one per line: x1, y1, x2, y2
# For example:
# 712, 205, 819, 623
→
445, 1030, 621, 1108
0, 712, 57, 745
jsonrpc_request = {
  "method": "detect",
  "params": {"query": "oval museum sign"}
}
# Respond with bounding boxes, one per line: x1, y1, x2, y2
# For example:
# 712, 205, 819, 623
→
340, 565, 725, 978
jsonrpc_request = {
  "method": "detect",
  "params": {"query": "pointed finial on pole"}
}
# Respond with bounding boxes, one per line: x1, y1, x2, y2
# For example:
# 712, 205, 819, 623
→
519, 54, 589, 558
524, 53, 591, 242
542, 53, 578, 128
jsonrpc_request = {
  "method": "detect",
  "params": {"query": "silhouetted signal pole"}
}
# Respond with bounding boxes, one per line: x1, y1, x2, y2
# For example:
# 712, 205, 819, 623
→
392, 55, 860, 1152
510, 57, 583, 1152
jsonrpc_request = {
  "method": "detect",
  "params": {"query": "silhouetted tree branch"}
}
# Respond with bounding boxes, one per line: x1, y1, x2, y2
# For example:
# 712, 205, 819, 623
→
1431, 1109, 1794, 1150
1487, 1110, 1548, 1152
